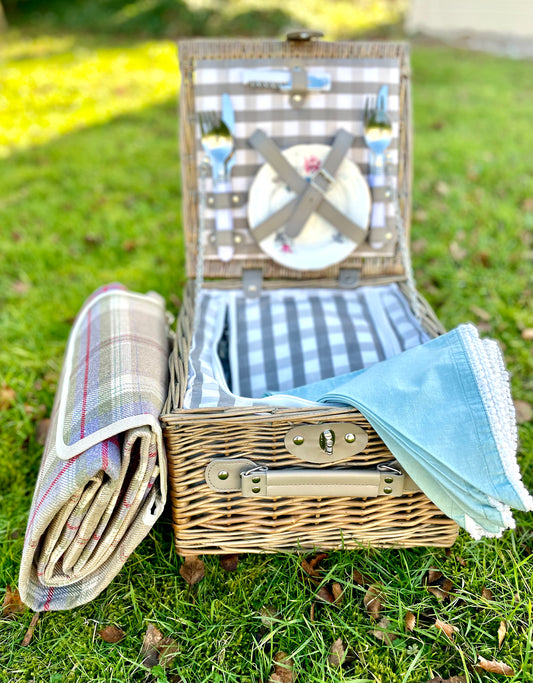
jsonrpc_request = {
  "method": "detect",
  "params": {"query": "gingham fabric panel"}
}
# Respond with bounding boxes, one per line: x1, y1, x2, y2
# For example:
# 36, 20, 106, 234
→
194, 58, 399, 256
183, 284, 429, 408
19, 285, 169, 611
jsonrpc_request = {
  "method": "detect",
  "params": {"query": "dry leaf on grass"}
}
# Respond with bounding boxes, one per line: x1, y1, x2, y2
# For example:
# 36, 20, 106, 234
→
269, 651, 294, 683
21, 612, 40, 647
424, 568, 453, 601
363, 584, 383, 620
521, 328, 533, 341
301, 559, 321, 579
219, 554, 239, 572
36, 418, 51, 446
352, 569, 373, 586
331, 582, 343, 605
179, 555, 205, 585
316, 586, 335, 604
481, 586, 494, 602
426, 677, 467, 683
140, 624, 179, 670
497, 620, 507, 648
434, 618, 458, 642
308, 553, 328, 570
328, 638, 347, 667
98, 625, 126, 643
372, 617, 397, 645
477, 656, 514, 676
514, 400, 533, 424
405, 611, 416, 632
2, 585, 26, 618
141, 623, 164, 668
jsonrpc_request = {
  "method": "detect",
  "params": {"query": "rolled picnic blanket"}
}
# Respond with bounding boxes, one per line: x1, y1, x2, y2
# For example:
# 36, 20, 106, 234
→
19, 284, 170, 611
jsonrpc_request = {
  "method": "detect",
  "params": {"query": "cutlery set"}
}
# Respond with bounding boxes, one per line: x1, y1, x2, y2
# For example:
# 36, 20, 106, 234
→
198, 81, 395, 264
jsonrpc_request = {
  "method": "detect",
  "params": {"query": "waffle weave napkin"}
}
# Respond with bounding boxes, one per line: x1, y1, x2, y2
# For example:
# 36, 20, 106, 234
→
19, 284, 170, 611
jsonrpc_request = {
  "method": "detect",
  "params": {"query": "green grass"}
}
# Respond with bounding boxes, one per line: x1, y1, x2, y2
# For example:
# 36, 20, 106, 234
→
0, 17, 532, 683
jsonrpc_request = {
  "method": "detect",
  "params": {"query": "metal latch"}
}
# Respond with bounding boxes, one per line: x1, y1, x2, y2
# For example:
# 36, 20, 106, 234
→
285, 422, 368, 463
242, 269, 263, 299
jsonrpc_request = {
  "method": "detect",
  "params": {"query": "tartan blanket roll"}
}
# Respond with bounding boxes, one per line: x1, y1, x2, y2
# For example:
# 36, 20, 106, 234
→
19, 284, 170, 611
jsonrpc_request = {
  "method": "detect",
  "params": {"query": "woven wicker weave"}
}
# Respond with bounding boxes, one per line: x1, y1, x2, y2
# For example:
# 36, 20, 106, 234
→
161, 37, 459, 555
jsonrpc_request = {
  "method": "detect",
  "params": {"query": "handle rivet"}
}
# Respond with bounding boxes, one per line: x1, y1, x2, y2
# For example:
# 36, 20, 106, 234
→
252, 476, 261, 484
384, 476, 393, 484
293, 435, 304, 445
293, 94, 303, 103
252, 486, 261, 494
232, 194, 240, 204
385, 232, 393, 239
234, 234, 242, 244
384, 486, 393, 494
208, 196, 215, 206
344, 433, 356, 443
218, 471, 229, 480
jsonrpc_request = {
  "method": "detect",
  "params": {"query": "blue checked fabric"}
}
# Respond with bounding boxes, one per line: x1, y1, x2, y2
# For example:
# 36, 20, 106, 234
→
183, 284, 429, 408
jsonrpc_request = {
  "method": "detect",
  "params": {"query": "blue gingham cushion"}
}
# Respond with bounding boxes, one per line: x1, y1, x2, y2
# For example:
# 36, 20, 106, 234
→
183, 284, 429, 409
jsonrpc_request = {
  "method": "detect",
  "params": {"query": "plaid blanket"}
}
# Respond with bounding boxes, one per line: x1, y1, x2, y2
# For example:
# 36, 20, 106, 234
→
19, 285, 169, 611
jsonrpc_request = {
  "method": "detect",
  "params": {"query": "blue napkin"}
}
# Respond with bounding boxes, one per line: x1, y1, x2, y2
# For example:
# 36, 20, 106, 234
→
277, 324, 532, 538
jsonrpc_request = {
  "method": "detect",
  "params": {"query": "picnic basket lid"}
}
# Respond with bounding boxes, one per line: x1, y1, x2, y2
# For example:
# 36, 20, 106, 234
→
178, 36, 412, 283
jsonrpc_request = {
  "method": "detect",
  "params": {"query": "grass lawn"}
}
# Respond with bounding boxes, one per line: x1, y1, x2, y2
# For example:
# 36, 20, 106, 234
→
0, 13, 532, 683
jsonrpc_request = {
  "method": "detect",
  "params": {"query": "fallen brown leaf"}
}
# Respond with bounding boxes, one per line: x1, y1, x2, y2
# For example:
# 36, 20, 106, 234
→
521, 197, 533, 212
21, 612, 40, 647
98, 625, 126, 643
331, 582, 343, 605
301, 559, 321, 578
514, 399, 533, 424
308, 553, 328, 570
310, 602, 316, 622
477, 656, 514, 676
158, 637, 180, 668
328, 638, 346, 667
140, 623, 164, 668
269, 651, 294, 683
122, 239, 137, 252
372, 616, 397, 645
521, 328, 533, 341
260, 606, 277, 627
424, 568, 453, 601
179, 555, 205, 585
363, 584, 383, 620
352, 568, 372, 586
12, 280, 31, 295
426, 677, 467, 683
219, 554, 239, 572
0, 384, 16, 410
497, 620, 507, 649
434, 618, 457, 642
2, 585, 26, 618
481, 586, 494, 602
316, 586, 335, 604
435, 180, 450, 197
405, 611, 416, 632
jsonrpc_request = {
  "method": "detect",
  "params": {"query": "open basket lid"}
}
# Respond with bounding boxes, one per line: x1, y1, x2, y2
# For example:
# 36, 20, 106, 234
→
178, 35, 412, 283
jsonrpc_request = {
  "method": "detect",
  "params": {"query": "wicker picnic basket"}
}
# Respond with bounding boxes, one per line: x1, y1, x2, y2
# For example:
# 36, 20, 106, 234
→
160, 35, 459, 556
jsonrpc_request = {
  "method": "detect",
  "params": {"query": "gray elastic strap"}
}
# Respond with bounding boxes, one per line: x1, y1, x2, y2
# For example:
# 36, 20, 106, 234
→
248, 129, 367, 244
284, 128, 354, 238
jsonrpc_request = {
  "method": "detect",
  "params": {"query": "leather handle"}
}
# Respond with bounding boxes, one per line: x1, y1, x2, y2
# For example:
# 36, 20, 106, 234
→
205, 459, 419, 499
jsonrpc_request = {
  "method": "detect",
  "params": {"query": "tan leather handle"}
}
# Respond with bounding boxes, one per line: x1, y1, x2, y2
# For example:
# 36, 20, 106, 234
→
205, 459, 419, 499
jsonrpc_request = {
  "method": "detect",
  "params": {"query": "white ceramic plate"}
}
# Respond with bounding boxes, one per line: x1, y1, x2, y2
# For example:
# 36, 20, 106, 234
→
247, 144, 371, 270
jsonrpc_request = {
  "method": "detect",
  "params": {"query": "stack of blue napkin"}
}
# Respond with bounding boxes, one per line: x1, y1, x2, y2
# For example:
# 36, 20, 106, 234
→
277, 324, 532, 539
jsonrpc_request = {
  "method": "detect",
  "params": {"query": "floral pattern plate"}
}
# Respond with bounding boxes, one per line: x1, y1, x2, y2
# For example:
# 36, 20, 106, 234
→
248, 144, 371, 270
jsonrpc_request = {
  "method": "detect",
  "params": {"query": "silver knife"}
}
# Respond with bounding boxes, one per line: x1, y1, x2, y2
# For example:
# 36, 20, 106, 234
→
241, 69, 331, 92
215, 93, 236, 261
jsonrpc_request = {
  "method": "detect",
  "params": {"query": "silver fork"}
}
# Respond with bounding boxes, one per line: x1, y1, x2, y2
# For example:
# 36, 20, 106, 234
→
363, 94, 393, 175
199, 111, 235, 261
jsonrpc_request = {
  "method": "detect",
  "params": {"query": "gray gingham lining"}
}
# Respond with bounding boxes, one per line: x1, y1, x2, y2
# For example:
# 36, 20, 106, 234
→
183, 284, 429, 409
194, 58, 400, 256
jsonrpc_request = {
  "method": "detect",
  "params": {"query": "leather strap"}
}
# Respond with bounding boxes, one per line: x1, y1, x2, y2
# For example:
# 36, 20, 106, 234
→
205, 459, 421, 498
284, 128, 354, 238
248, 129, 368, 244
